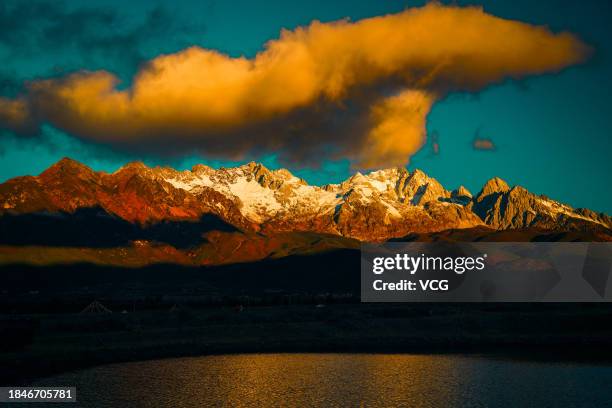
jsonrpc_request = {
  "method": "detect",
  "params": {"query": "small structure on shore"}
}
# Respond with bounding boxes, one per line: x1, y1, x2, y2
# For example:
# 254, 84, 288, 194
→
80, 300, 112, 314
169, 303, 192, 313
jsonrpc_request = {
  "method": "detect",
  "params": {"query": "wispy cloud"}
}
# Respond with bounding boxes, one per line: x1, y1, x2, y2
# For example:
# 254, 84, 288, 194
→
472, 128, 497, 151
472, 138, 497, 151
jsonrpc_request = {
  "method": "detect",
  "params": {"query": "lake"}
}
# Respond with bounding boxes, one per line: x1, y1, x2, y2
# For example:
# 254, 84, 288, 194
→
32, 353, 612, 407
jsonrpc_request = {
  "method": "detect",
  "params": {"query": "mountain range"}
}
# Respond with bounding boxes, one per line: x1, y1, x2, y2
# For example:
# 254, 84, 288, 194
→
0, 158, 610, 266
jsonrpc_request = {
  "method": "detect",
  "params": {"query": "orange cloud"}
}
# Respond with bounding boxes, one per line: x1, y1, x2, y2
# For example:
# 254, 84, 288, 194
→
0, 3, 590, 168
473, 137, 497, 151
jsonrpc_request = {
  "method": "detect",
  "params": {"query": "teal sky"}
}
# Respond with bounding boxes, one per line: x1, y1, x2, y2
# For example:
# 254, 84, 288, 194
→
0, 0, 610, 213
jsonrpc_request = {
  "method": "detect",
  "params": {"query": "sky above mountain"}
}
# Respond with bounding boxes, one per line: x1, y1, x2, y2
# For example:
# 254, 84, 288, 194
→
0, 0, 610, 213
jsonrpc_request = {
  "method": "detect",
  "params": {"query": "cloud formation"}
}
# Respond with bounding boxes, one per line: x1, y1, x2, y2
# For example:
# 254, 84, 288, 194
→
0, 3, 590, 168
472, 137, 497, 151
472, 127, 497, 151
0, 0, 206, 93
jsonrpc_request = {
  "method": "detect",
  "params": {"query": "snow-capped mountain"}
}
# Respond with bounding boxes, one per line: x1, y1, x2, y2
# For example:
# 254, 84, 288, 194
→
0, 157, 610, 242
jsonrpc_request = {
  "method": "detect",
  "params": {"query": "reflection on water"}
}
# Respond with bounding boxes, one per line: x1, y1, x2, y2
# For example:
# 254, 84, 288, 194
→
34, 354, 612, 407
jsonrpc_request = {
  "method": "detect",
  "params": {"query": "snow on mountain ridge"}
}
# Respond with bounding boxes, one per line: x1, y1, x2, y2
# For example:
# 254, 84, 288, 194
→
1, 158, 609, 242
155, 163, 452, 223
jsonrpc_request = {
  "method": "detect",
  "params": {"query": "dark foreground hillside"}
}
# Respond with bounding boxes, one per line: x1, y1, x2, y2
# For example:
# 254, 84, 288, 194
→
1, 250, 612, 385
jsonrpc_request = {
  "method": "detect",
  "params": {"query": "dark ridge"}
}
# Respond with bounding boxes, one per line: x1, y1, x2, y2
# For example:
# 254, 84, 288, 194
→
390, 227, 611, 242
0, 207, 238, 248
0, 249, 361, 312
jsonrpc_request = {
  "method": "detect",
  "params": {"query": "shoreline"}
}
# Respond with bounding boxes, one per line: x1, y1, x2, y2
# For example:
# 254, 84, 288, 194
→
11, 339, 612, 386
4, 303, 612, 385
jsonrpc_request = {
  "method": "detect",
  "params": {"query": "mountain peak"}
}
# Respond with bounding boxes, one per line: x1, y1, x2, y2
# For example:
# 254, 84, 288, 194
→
404, 168, 428, 186
452, 185, 472, 198
350, 171, 365, 181
2, 158, 609, 241
240, 161, 268, 173
367, 167, 405, 177
41, 157, 93, 177
116, 161, 149, 173
272, 168, 299, 182
191, 163, 214, 174
478, 177, 510, 199
56, 157, 81, 166
411, 168, 427, 178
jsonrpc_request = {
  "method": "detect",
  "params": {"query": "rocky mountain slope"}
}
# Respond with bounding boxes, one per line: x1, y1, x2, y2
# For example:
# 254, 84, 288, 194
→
1, 157, 610, 243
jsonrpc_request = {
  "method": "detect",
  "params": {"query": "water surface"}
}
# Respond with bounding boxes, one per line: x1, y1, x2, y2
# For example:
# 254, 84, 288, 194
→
33, 353, 612, 407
